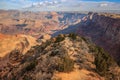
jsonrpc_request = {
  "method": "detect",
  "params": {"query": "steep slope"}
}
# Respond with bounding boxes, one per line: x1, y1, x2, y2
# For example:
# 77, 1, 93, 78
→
0, 34, 37, 79
53, 13, 120, 65
0, 34, 119, 80
0, 33, 37, 57
77, 13, 120, 64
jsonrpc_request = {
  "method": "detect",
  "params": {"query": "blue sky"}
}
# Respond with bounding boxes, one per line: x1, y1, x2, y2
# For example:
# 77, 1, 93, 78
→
0, 0, 120, 11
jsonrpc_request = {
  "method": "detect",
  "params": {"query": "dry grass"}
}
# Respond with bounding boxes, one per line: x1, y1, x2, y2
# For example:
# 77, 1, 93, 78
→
53, 69, 104, 80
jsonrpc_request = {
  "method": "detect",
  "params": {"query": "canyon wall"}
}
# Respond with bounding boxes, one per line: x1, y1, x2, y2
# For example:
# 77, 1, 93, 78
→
0, 10, 85, 38
77, 13, 120, 63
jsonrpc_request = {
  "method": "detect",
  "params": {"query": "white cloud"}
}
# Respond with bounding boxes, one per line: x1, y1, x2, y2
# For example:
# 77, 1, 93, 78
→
100, 3, 108, 7
25, 1, 60, 8
20, 1, 120, 11
61, 0, 67, 2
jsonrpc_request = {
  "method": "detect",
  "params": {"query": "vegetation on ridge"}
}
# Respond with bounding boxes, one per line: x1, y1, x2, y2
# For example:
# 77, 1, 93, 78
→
89, 44, 119, 80
57, 54, 74, 72
0, 33, 119, 80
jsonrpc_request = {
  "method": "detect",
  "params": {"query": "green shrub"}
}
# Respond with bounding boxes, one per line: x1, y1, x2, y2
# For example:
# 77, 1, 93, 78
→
11, 76, 16, 80
57, 55, 74, 72
55, 34, 65, 43
81, 37, 88, 43
25, 60, 38, 71
23, 75, 32, 80
41, 40, 52, 50
118, 60, 120, 66
94, 46, 115, 76
50, 50, 59, 56
68, 33, 77, 40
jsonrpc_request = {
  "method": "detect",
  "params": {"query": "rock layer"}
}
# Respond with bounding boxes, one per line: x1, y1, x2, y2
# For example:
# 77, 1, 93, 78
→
77, 13, 120, 63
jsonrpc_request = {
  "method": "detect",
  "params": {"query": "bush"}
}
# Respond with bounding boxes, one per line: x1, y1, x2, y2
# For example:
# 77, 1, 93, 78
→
94, 46, 115, 76
25, 60, 38, 71
57, 55, 74, 72
16, 24, 27, 27
81, 37, 88, 43
118, 60, 120, 66
41, 40, 52, 50
23, 75, 32, 80
50, 50, 59, 56
68, 33, 77, 40
55, 34, 65, 43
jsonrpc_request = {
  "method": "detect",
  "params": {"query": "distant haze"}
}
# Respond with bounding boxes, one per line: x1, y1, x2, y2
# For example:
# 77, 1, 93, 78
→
0, 0, 120, 13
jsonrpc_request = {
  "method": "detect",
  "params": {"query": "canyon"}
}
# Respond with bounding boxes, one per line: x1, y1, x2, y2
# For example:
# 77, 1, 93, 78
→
78, 13, 120, 64
0, 34, 120, 80
0, 10, 120, 80
0, 10, 85, 38
53, 12, 120, 64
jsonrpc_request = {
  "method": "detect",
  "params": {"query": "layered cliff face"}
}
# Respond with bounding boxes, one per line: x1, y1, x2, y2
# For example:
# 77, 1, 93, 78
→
0, 10, 85, 38
0, 34, 119, 80
77, 13, 120, 64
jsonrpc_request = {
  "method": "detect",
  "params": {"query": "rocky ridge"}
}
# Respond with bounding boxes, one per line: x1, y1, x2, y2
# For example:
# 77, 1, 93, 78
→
0, 34, 119, 80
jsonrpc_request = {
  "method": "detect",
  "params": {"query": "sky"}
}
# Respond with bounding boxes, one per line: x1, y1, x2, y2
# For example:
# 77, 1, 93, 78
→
0, 0, 120, 11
